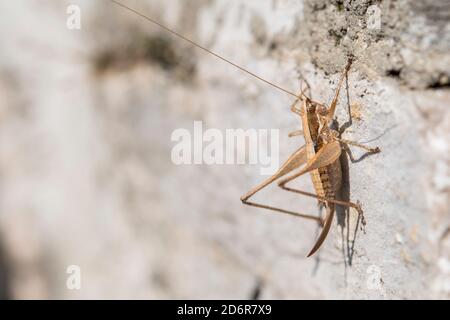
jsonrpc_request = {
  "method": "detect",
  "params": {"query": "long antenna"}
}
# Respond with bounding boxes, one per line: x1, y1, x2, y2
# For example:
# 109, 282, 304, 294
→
109, 0, 299, 98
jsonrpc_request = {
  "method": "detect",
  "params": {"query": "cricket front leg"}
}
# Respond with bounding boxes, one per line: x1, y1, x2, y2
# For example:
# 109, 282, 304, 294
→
326, 59, 353, 122
288, 130, 303, 137
290, 97, 303, 116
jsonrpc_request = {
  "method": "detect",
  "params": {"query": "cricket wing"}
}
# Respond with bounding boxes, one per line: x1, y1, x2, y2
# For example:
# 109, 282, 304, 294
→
297, 141, 342, 177
307, 205, 335, 257
277, 141, 341, 187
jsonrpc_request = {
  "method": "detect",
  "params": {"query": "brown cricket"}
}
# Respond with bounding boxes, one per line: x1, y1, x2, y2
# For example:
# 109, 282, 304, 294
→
110, 0, 381, 257
240, 58, 380, 257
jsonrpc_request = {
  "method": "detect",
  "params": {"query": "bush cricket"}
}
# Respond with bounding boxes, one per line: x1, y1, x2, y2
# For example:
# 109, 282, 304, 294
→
240, 59, 380, 256
110, 0, 381, 257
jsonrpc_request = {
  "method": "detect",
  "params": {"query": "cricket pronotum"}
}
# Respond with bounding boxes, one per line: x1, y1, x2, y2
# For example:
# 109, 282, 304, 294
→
110, 0, 381, 257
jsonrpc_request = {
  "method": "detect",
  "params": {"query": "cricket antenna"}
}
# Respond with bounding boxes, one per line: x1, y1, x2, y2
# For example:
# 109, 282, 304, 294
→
110, 0, 299, 98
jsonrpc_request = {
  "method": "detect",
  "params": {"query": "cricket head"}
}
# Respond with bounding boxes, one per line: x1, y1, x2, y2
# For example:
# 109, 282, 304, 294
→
301, 100, 322, 140
301, 100, 333, 142
315, 104, 331, 133
304, 101, 328, 123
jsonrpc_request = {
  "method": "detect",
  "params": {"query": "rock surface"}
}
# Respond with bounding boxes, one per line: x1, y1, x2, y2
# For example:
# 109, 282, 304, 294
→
0, 0, 449, 299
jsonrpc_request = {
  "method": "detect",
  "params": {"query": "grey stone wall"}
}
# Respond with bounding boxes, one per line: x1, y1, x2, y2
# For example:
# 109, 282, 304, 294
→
0, 0, 448, 299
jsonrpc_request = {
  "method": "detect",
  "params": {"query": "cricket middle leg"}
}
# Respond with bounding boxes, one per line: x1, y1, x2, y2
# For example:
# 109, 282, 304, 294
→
277, 177, 365, 226
334, 137, 380, 154
279, 185, 363, 217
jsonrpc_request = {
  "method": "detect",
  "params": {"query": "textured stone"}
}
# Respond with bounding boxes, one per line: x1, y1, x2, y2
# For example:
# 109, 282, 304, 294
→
0, 0, 448, 299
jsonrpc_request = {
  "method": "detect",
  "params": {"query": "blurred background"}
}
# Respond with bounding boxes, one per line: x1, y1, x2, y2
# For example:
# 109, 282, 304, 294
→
0, 0, 449, 299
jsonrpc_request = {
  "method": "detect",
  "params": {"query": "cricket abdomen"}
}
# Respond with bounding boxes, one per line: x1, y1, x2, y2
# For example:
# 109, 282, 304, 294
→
310, 161, 342, 202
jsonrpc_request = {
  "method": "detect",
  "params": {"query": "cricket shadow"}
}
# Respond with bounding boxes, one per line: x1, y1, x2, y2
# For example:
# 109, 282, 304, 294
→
336, 146, 363, 268
334, 75, 374, 270
327, 111, 364, 270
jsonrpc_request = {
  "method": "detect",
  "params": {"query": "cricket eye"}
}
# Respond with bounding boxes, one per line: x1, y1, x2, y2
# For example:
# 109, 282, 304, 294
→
306, 105, 315, 113
317, 106, 327, 116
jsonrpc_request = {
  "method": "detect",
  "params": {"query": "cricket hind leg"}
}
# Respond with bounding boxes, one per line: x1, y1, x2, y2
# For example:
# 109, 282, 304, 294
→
276, 150, 366, 226
241, 141, 343, 224
276, 172, 341, 257
241, 200, 323, 223
276, 174, 353, 257
241, 146, 323, 224
278, 178, 367, 246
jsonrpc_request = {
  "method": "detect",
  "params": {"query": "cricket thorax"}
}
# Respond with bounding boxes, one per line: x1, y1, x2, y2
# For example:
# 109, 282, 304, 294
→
305, 103, 321, 143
